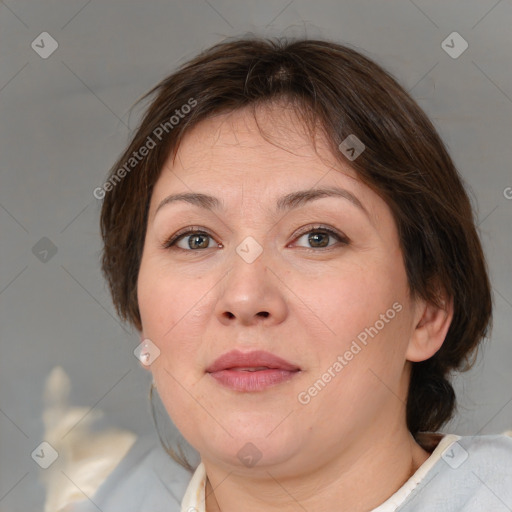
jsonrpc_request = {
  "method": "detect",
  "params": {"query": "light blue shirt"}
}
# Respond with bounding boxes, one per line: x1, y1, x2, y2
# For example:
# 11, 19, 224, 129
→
69, 433, 512, 511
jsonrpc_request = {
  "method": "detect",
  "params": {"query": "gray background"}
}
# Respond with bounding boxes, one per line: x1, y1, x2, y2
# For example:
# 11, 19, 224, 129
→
1, 0, 511, 510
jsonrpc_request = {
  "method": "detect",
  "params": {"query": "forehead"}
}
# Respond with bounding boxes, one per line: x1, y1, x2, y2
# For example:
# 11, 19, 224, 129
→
158, 105, 360, 188
149, 105, 387, 230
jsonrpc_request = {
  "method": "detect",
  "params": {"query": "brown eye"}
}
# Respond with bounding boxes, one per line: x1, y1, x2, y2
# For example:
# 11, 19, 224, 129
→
293, 226, 349, 250
163, 229, 219, 251
182, 233, 213, 250
305, 232, 330, 248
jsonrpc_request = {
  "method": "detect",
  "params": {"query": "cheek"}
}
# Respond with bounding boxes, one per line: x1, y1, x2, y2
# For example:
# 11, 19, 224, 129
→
302, 308, 412, 428
302, 255, 410, 372
138, 256, 192, 332
137, 257, 214, 369
301, 262, 392, 332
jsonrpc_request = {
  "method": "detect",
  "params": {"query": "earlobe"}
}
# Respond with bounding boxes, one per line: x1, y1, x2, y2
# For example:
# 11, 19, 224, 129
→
406, 295, 454, 363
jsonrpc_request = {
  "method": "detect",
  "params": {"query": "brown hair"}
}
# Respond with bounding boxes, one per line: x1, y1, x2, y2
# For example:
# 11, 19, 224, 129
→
100, 36, 492, 442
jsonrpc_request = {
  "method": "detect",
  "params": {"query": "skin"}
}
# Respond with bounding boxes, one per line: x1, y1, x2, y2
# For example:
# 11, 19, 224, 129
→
137, 103, 453, 512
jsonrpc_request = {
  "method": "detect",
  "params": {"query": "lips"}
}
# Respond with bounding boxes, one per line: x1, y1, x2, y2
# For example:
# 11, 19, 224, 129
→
206, 350, 300, 373
206, 350, 301, 392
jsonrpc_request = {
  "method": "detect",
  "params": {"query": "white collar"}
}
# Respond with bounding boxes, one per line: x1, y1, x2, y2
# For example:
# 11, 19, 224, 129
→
180, 434, 460, 512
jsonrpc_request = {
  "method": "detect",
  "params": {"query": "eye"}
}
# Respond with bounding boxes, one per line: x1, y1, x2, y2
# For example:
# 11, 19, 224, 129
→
162, 225, 349, 252
162, 228, 221, 251
292, 225, 349, 250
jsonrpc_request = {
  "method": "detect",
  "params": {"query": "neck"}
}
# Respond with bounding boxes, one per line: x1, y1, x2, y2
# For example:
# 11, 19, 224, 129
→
203, 429, 431, 512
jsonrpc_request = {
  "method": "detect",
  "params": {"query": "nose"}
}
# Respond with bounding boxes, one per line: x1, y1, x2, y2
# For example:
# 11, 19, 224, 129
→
214, 243, 288, 327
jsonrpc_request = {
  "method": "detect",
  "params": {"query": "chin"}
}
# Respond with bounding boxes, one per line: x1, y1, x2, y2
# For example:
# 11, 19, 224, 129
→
198, 424, 303, 470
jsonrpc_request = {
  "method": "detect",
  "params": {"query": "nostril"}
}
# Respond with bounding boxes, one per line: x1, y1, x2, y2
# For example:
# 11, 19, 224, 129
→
222, 311, 269, 320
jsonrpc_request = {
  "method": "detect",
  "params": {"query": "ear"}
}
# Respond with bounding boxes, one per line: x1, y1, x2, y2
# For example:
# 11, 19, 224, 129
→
406, 293, 454, 362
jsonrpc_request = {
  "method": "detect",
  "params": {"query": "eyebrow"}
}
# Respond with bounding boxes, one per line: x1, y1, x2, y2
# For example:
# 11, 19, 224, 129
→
154, 186, 370, 219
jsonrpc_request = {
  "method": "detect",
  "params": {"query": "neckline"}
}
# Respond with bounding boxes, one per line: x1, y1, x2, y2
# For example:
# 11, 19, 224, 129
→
180, 433, 461, 512
367, 433, 460, 511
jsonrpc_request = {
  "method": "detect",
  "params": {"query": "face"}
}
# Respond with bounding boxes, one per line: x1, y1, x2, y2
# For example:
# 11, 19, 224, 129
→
137, 104, 420, 475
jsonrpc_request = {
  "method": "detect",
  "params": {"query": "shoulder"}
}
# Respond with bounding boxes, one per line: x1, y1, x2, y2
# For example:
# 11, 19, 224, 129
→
399, 434, 512, 512
66, 435, 197, 512
455, 433, 512, 473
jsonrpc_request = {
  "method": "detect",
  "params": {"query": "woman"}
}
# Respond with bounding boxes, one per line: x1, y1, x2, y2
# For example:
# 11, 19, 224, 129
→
71, 36, 512, 511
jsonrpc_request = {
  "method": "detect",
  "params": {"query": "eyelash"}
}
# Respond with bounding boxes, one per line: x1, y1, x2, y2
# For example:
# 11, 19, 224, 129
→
161, 224, 350, 252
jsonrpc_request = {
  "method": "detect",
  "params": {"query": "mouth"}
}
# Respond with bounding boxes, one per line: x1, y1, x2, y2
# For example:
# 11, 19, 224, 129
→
206, 350, 301, 392
229, 367, 273, 371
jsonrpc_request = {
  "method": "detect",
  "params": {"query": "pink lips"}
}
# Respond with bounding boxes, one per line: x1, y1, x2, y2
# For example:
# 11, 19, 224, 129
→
206, 350, 301, 392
